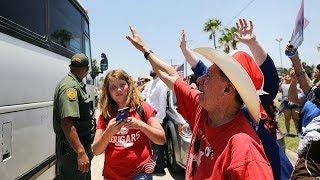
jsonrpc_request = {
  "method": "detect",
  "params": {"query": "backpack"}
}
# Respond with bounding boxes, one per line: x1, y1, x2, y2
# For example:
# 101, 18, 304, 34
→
136, 105, 146, 123
241, 107, 293, 180
136, 104, 159, 172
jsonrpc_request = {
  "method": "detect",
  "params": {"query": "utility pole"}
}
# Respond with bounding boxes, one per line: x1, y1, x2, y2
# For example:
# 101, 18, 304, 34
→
275, 38, 283, 71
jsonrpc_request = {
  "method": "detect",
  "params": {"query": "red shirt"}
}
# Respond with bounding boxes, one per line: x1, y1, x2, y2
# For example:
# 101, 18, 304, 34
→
174, 78, 273, 180
96, 102, 156, 179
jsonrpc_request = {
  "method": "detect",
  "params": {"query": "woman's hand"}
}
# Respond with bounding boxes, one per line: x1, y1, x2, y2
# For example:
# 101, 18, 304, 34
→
105, 118, 126, 135
124, 117, 146, 130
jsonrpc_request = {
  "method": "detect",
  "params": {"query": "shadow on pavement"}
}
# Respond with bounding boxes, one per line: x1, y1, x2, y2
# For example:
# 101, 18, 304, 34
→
168, 169, 185, 180
153, 168, 185, 180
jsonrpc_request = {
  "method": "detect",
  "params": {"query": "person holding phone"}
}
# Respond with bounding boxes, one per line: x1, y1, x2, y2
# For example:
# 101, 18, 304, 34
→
92, 69, 166, 180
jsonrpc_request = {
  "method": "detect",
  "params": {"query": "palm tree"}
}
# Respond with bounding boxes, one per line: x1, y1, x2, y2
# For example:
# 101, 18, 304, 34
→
219, 32, 230, 53
203, 18, 222, 49
229, 27, 239, 51
218, 27, 238, 53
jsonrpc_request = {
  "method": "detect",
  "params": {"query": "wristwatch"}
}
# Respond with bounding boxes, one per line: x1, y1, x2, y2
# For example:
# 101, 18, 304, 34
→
144, 50, 153, 60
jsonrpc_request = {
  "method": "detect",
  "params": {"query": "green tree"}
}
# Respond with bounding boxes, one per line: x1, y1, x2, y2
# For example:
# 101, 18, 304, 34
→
218, 27, 238, 53
218, 32, 230, 53
302, 61, 313, 78
203, 18, 222, 49
90, 59, 100, 80
229, 27, 238, 50
50, 29, 72, 48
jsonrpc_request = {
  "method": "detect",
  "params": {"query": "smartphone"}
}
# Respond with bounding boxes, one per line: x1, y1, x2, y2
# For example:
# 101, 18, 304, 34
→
116, 107, 130, 123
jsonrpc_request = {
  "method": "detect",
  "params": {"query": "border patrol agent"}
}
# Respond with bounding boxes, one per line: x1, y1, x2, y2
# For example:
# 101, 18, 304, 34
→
53, 53, 94, 180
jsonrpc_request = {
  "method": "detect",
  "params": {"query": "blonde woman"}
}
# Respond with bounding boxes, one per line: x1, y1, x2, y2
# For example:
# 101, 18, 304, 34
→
92, 69, 165, 180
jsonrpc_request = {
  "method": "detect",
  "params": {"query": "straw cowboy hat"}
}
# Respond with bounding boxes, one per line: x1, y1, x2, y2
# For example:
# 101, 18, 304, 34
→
193, 47, 266, 123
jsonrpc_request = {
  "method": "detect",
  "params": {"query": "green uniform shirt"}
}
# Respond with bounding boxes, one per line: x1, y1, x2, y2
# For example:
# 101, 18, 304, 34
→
53, 73, 94, 145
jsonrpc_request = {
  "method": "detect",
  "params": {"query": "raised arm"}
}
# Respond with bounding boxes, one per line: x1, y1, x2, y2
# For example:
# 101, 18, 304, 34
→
234, 19, 267, 66
285, 45, 313, 94
179, 30, 199, 68
126, 25, 179, 89
179, 30, 208, 79
235, 19, 279, 106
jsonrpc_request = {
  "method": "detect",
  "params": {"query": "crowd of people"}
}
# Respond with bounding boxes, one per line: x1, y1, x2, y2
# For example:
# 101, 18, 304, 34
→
52, 18, 320, 180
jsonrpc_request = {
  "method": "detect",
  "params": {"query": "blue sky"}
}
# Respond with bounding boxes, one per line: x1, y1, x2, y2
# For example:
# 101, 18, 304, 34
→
81, 0, 320, 78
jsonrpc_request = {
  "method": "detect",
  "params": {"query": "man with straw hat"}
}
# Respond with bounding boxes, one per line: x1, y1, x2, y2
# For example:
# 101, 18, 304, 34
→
126, 25, 273, 179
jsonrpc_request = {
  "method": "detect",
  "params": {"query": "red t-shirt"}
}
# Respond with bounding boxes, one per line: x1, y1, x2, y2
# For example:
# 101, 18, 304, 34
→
174, 78, 273, 180
96, 102, 156, 179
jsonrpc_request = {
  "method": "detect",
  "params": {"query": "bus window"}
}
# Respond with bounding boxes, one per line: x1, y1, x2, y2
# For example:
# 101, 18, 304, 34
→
84, 35, 91, 59
49, 0, 82, 54
83, 18, 90, 36
0, 0, 45, 37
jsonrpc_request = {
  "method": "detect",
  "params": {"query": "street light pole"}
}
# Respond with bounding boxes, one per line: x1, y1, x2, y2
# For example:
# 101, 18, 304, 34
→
275, 38, 283, 71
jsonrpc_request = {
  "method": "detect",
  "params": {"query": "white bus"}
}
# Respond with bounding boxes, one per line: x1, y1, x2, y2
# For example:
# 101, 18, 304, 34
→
0, 0, 92, 179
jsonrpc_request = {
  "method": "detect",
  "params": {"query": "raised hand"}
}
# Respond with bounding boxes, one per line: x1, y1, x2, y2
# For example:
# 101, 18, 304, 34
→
234, 19, 256, 44
179, 30, 187, 49
126, 25, 148, 53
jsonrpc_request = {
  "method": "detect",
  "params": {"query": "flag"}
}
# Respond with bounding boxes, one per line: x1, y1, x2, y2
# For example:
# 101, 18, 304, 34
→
176, 63, 184, 72
290, 0, 304, 49
142, 154, 157, 173
304, 17, 309, 29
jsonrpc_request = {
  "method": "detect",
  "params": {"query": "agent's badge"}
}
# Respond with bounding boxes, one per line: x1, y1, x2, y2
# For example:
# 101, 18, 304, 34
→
66, 88, 77, 101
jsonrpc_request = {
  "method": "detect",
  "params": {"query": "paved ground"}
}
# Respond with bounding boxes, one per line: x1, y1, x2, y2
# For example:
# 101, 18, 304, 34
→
91, 153, 104, 180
